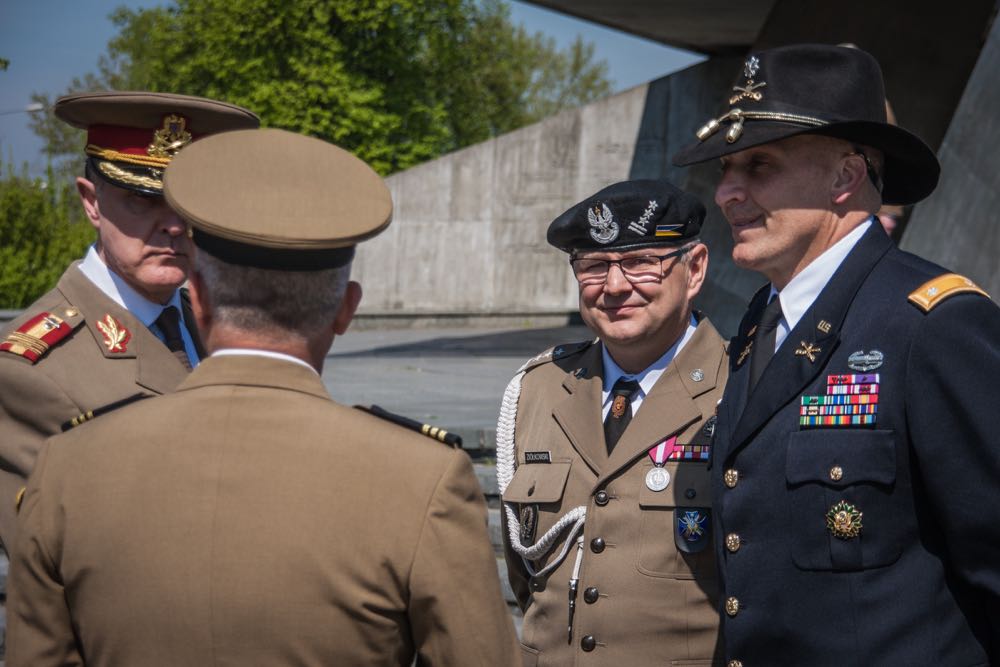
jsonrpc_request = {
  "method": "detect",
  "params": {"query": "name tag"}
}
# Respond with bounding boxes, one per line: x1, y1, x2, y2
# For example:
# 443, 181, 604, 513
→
524, 451, 552, 464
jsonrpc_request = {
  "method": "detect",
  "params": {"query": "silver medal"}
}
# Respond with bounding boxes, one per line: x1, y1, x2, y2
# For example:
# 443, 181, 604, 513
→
645, 466, 671, 492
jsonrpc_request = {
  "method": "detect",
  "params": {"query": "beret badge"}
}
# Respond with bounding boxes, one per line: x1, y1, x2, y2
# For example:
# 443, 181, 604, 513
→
587, 203, 619, 244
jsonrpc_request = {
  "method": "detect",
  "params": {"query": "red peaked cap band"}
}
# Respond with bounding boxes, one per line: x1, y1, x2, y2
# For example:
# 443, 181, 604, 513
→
86, 123, 201, 156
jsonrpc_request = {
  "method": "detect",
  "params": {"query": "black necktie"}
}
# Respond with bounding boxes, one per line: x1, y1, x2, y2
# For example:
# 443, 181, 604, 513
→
748, 295, 784, 390
604, 379, 641, 455
155, 306, 192, 370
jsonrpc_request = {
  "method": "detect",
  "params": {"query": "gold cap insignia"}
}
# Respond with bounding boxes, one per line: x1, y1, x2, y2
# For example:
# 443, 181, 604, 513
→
729, 55, 767, 105
148, 114, 193, 159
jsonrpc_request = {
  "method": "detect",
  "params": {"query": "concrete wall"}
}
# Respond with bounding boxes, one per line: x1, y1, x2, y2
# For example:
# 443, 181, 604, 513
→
900, 12, 1000, 295
353, 56, 757, 335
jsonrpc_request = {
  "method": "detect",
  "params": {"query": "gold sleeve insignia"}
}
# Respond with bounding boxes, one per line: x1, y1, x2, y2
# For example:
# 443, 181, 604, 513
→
908, 274, 989, 313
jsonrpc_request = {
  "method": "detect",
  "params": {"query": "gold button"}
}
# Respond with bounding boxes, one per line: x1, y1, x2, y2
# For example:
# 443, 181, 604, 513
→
724, 469, 739, 488
725, 533, 741, 553
728, 661, 744, 667
64, 307, 79, 317
829, 465, 843, 481
725, 596, 740, 616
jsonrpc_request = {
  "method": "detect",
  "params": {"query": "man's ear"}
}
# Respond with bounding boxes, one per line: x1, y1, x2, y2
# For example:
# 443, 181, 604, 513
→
686, 243, 709, 299
332, 281, 362, 336
832, 153, 870, 205
187, 270, 212, 335
77, 177, 101, 230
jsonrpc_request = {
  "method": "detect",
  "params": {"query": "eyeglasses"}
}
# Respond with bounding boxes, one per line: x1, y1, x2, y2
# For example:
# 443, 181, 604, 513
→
570, 246, 691, 286
848, 148, 883, 194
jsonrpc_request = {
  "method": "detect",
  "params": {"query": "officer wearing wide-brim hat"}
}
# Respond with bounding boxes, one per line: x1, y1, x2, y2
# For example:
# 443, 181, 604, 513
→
498, 178, 727, 664
6, 127, 520, 667
673, 44, 1000, 665
0, 92, 259, 550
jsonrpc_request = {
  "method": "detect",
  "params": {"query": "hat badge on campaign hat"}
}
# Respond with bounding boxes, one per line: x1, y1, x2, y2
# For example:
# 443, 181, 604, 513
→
672, 44, 940, 206
54, 91, 260, 196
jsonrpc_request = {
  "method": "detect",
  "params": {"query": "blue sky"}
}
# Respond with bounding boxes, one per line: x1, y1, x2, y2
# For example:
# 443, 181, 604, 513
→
0, 1, 702, 176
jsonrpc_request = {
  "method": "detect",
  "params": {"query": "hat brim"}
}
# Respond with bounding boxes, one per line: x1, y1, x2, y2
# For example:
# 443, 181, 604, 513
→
88, 157, 165, 197
673, 120, 939, 206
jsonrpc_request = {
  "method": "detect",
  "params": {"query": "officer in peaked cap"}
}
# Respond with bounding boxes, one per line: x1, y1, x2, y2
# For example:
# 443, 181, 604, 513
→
673, 44, 1000, 665
498, 179, 726, 664
0, 92, 259, 551
6, 128, 520, 667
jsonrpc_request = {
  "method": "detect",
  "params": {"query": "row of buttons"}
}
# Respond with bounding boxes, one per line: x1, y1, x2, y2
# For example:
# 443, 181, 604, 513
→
723, 470, 742, 667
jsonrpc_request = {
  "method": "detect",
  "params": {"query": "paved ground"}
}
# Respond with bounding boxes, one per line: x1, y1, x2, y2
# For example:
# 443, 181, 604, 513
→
322, 324, 592, 447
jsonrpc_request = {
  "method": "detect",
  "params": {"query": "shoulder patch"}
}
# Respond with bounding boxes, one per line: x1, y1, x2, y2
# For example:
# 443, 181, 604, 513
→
908, 273, 990, 313
517, 339, 594, 374
356, 404, 462, 447
1, 312, 77, 364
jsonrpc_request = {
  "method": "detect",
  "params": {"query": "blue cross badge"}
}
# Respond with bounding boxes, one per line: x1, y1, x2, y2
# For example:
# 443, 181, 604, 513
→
675, 508, 711, 553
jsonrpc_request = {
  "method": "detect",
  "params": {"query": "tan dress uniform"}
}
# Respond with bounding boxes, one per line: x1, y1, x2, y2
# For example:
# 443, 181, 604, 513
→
499, 318, 727, 666
7, 354, 520, 666
0, 264, 199, 546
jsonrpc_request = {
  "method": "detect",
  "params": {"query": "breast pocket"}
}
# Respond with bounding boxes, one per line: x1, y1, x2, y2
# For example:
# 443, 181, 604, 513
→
786, 429, 905, 571
636, 462, 716, 579
502, 462, 573, 551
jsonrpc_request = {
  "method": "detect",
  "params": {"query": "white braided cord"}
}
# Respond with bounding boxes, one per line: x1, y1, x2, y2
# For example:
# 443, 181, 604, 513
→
496, 369, 587, 577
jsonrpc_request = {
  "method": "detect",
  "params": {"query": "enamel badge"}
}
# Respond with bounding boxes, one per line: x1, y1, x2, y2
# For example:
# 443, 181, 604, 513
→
97, 314, 131, 353
675, 508, 711, 553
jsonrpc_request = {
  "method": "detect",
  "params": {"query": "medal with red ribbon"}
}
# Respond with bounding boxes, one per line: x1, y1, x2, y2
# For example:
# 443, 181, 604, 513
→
645, 436, 676, 491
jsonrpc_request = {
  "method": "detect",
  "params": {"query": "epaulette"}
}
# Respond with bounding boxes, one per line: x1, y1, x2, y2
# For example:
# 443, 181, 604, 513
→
1, 310, 81, 364
61, 393, 150, 432
908, 273, 990, 313
516, 339, 594, 374
356, 404, 463, 447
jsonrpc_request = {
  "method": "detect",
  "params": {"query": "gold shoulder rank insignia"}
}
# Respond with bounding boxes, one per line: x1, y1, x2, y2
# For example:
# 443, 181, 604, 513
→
356, 404, 463, 447
15, 486, 26, 513
908, 274, 989, 313
1, 312, 74, 364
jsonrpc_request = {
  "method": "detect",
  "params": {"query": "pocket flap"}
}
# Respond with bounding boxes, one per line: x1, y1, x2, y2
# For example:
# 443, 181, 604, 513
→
786, 429, 895, 486
503, 462, 572, 503
638, 462, 712, 508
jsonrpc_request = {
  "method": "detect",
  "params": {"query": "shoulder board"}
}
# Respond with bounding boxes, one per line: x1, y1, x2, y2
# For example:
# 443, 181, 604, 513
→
61, 393, 150, 432
1, 310, 82, 364
355, 404, 462, 448
517, 339, 594, 374
908, 273, 990, 313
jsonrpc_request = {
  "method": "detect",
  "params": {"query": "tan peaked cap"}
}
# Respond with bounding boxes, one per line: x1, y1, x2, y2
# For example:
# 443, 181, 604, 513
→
54, 91, 260, 133
164, 128, 392, 269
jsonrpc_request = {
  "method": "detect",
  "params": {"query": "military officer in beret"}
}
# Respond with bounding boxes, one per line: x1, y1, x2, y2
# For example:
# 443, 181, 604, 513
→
497, 179, 726, 665
0, 91, 259, 549
673, 44, 1000, 665
7, 128, 520, 666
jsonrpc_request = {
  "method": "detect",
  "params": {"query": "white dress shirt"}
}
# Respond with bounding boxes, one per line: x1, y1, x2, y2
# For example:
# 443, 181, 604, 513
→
600, 314, 699, 420
212, 348, 319, 375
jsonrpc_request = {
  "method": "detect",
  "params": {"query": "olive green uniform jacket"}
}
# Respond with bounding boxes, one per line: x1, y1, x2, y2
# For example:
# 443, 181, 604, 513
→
501, 318, 727, 666
7, 354, 520, 667
0, 263, 198, 548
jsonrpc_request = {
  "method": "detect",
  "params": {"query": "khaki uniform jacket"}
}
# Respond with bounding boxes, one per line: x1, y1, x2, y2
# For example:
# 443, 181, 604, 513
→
0, 262, 199, 547
7, 354, 520, 667
501, 318, 727, 666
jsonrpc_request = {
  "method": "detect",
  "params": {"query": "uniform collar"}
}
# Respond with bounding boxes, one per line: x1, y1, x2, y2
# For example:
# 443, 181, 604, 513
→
601, 314, 698, 408
212, 348, 319, 375
773, 219, 872, 347
78, 244, 183, 326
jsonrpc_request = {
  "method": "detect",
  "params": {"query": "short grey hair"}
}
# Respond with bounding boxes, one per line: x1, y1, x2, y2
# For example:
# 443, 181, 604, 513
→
194, 249, 352, 337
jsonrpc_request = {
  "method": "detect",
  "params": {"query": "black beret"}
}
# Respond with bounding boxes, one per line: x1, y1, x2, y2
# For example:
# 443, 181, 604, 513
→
547, 179, 705, 254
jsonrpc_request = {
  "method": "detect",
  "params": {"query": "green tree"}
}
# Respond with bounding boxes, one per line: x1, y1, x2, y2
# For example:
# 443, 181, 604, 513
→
0, 163, 93, 308
31, 0, 611, 176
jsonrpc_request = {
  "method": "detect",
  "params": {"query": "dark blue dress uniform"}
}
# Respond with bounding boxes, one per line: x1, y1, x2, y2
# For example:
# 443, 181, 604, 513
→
711, 223, 1000, 665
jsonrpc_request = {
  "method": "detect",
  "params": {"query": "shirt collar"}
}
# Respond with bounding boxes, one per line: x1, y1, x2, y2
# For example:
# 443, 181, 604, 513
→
601, 314, 698, 406
773, 219, 872, 333
212, 348, 319, 375
78, 244, 182, 326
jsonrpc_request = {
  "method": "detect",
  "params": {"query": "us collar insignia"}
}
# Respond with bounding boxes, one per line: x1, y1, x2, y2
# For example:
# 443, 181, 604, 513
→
148, 114, 193, 159
848, 349, 884, 371
588, 202, 619, 244
817, 320, 832, 334
97, 314, 131, 353
729, 55, 767, 105
795, 341, 821, 363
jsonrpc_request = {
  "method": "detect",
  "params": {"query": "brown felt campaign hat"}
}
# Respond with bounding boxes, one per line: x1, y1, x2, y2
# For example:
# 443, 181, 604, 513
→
672, 44, 939, 206
55, 91, 260, 196
163, 128, 392, 270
